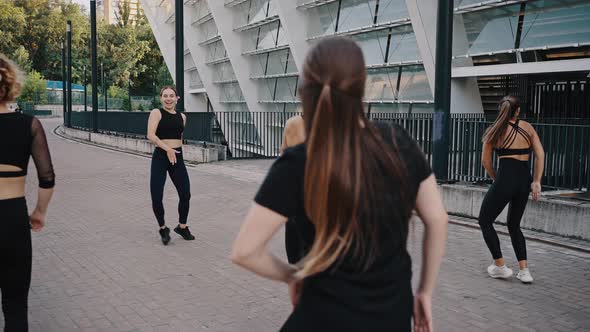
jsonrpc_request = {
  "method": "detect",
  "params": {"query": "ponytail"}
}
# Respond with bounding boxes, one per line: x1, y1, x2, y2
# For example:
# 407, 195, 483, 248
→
482, 96, 520, 147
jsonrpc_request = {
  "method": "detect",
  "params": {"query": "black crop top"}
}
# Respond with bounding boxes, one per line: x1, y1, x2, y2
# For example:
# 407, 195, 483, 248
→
0, 112, 55, 188
495, 119, 532, 156
155, 108, 184, 140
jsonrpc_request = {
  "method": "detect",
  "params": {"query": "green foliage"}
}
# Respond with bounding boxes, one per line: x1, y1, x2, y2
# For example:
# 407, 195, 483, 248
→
150, 97, 161, 110
11, 46, 32, 73
19, 70, 47, 104
122, 97, 131, 112
4, 0, 171, 100
108, 84, 127, 99
0, 0, 26, 56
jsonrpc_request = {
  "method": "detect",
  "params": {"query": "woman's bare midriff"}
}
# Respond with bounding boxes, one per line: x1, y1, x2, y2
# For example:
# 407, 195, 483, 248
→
0, 176, 26, 200
498, 155, 529, 162
161, 139, 182, 149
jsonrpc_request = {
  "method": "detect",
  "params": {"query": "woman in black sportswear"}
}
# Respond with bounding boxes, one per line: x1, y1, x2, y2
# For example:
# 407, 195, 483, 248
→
230, 38, 448, 332
479, 96, 544, 283
0, 54, 55, 331
147, 86, 194, 245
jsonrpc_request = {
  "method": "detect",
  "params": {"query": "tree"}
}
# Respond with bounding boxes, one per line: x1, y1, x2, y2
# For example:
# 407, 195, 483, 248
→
115, 0, 133, 27
12, 46, 32, 73
19, 70, 47, 104
0, 0, 27, 55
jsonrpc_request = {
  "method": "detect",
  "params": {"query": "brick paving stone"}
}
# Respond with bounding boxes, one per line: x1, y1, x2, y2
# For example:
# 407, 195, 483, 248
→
1, 118, 588, 332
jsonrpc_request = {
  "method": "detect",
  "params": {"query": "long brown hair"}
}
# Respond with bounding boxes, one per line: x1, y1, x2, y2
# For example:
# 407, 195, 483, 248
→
0, 54, 23, 104
482, 95, 520, 146
297, 37, 410, 278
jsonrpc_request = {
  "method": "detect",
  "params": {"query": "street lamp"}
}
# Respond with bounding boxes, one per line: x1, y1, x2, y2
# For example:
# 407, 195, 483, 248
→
67, 20, 72, 127
91, 0, 99, 133
128, 77, 132, 112
61, 41, 66, 125
83, 65, 87, 112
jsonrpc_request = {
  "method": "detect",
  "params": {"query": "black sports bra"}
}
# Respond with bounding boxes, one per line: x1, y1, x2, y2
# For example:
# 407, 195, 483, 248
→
495, 119, 532, 156
155, 108, 184, 140
0, 112, 55, 188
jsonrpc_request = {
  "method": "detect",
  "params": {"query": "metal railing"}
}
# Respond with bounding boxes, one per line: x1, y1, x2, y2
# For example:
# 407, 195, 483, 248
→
70, 111, 214, 142
66, 110, 589, 191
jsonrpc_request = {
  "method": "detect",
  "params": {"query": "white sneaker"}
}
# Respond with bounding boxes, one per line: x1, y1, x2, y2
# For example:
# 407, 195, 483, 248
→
516, 268, 534, 283
487, 264, 513, 279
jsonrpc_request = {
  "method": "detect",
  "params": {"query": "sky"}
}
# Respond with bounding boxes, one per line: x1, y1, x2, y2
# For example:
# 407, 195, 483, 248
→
71, 0, 88, 10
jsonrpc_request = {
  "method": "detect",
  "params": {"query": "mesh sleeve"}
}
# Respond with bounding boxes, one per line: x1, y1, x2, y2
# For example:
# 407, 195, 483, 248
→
31, 117, 55, 188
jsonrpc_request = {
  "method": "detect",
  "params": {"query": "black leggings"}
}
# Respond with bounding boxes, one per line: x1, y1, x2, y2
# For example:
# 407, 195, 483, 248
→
478, 158, 531, 261
150, 147, 191, 227
0, 197, 32, 332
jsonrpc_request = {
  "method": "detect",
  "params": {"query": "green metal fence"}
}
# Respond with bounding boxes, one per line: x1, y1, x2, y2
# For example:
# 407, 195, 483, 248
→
70, 111, 213, 142
65, 110, 589, 191
32, 91, 125, 109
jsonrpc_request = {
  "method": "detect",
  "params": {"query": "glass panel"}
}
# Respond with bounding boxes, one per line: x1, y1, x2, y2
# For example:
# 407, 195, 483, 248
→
194, 0, 210, 21
454, 4, 520, 56
251, 49, 291, 77
520, 0, 590, 48
398, 65, 432, 100
276, 24, 288, 46
376, 0, 409, 23
213, 62, 236, 82
256, 21, 280, 50
388, 28, 420, 62
189, 70, 203, 89
410, 104, 434, 113
221, 83, 244, 102
338, 0, 377, 31
274, 77, 298, 101
267, 0, 278, 17
258, 78, 276, 100
370, 103, 412, 113
206, 40, 226, 62
455, 0, 488, 8
307, 2, 339, 37
266, 49, 289, 75
284, 104, 301, 114
351, 31, 388, 65
200, 19, 218, 42
248, 0, 270, 24
285, 50, 298, 73
251, 53, 268, 77
365, 68, 398, 101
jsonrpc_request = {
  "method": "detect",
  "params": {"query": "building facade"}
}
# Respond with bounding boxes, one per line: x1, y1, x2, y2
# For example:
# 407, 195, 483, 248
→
98, 0, 142, 25
140, 0, 590, 156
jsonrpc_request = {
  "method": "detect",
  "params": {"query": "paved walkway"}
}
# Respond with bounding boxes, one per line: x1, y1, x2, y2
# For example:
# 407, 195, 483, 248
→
1, 118, 589, 331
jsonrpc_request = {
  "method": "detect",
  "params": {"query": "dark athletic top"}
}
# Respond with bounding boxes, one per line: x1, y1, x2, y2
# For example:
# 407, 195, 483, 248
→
0, 112, 55, 188
155, 108, 184, 140
496, 119, 532, 156
254, 122, 432, 331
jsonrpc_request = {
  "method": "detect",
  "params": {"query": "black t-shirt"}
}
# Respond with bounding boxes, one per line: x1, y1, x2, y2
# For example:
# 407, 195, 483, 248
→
254, 122, 431, 329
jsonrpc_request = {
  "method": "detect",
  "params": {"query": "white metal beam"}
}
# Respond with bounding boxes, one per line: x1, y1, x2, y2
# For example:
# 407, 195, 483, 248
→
452, 58, 590, 77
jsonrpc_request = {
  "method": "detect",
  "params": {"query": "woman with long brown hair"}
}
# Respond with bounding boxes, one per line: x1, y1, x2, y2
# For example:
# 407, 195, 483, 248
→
0, 54, 55, 331
479, 96, 544, 283
231, 38, 447, 331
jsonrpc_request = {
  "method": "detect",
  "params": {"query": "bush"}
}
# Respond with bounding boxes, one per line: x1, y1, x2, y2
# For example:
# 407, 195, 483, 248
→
108, 85, 127, 99
19, 71, 47, 104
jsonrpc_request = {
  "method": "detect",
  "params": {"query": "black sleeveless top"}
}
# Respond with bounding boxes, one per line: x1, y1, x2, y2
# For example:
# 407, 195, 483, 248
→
0, 112, 55, 188
155, 108, 184, 140
495, 119, 532, 156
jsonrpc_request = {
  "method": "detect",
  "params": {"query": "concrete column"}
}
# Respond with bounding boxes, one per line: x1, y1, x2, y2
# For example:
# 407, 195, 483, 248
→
405, 0, 483, 113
